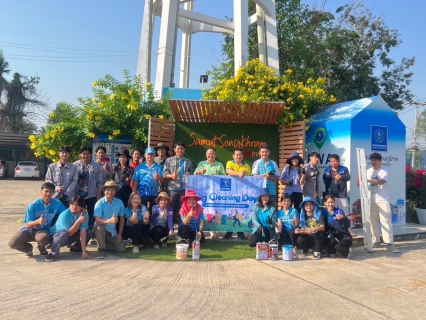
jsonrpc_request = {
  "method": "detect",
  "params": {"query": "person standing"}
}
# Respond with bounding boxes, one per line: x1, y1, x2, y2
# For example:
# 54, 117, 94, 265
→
129, 149, 143, 190
163, 142, 194, 221
8, 183, 66, 258
154, 142, 169, 166
132, 148, 164, 212
252, 145, 280, 205
300, 151, 320, 202
45, 145, 78, 208
95, 146, 111, 184
73, 146, 103, 229
223, 148, 251, 240
111, 149, 134, 206
195, 148, 225, 175
356, 152, 399, 253
280, 152, 304, 212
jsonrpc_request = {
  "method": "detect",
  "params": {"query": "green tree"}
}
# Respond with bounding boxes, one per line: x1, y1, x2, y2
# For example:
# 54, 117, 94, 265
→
209, 0, 414, 110
0, 50, 10, 101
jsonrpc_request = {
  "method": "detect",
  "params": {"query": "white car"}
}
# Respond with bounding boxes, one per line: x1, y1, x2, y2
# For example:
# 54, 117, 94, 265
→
0, 160, 9, 179
14, 161, 40, 179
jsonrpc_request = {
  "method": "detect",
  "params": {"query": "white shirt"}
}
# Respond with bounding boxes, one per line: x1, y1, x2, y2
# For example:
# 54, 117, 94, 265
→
366, 167, 389, 203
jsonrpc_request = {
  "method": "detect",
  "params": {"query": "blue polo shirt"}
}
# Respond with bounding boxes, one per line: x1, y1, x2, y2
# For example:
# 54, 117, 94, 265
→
133, 162, 164, 197
124, 205, 148, 227
277, 207, 299, 232
93, 197, 124, 237
179, 213, 205, 231
252, 159, 279, 195
50, 209, 89, 235
22, 198, 66, 231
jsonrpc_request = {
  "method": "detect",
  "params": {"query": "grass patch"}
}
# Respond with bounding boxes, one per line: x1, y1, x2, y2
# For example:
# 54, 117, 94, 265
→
116, 240, 255, 261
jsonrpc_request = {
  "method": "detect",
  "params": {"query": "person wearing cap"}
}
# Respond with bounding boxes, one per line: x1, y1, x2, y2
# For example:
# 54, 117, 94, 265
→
300, 151, 320, 201
123, 192, 150, 254
296, 197, 325, 260
154, 142, 169, 166
8, 182, 66, 258
223, 148, 252, 240
73, 146, 104, 229
45, 145, 79, 208
163, 142, 194, 221
281, 151, 304, 212
356, 152, 399, 253
45, 195, 92, 262
248, 188, 278, 247
93, 181, 126, 259
195, 148, 225, 176
129, 149, 143, 189
95, 146, 111, 184
111, 149, 134, 206
150, 192, 174, 248
252, 145, 280, 205
178, 189, 205, 244
133, 147, 165, 212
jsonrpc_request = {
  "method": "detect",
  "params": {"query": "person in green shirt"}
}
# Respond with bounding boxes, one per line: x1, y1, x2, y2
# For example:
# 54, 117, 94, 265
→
195, 148, 225, 176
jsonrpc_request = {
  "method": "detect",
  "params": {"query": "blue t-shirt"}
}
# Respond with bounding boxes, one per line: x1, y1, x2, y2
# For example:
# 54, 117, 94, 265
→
180, 213, 205, 231
257, 207, 271, 228
277, 207, 299, 232
321, 207, 345, 225
252, 159, 279, 195
22, 198, 66, 231
133, 162, 164, 197
93, 197, 124, 237
124, 205, 148, 227
50, 208, 89, 235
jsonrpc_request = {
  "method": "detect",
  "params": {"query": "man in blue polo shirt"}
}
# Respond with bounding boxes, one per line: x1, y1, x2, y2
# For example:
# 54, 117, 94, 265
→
132, 147, 164, 212
93, 181, 126, 259
45, 195, 92, 262
8, 182, 66, 258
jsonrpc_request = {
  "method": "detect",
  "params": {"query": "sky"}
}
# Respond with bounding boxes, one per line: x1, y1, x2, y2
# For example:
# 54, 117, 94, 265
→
0, 0, 424, 148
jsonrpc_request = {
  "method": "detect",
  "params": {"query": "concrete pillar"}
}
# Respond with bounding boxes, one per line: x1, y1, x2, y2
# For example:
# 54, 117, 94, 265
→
136, 0, 153, 88
265, 1, 280, 74
233, 0, 249, 75
256, 5, 266, 63
179, 1, 193, 88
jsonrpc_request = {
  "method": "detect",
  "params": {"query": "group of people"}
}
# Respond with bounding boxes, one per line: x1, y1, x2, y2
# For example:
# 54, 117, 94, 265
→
8, 142, 399, 261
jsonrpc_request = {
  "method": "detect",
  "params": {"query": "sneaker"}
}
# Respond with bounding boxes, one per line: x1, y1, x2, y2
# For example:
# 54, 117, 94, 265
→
25, 248, 34, 258
387, 244, 400, 253
69, 246, 82, 253
153, 244, 160, 249
161, 242, 167, 248
330, 254, 336, 258
308, 249, 313, 255
347, 247, 353, 259
45, 253, 55, 262
97, 248, 106, 259
124, 238, 133, 245
237, 233, 248, 240
132, 246, 140, 254
313, 252, 321, 260
39, 249, 48, 256
372, 242, 380, 248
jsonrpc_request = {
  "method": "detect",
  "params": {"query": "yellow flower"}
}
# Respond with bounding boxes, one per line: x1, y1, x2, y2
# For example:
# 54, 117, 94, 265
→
37, 139, 43, 143
49, 112, 55, 118
110, 94, 115, 100
98, 102, 103, 107
286, 69, 292, 74
128, 90, 133, 95
29, 135, 36, 142
92, 98, 98, 103
49, 149, 56, 156
306, 125, 310, 131
146, 82, 152, 87
59, 127, 64, 133
330, 95, 337, 102
108, 135, 113, 140
159, 115, 164, 119
30, 143, 36, 150
34, 152, 41, 157
145, 114, 151, 120
88, 133, 95, 138
298, 94, 305, 99
45, 133, 50, 139
112, 129, 121, 136
92, 81, 98, 86
95, 116, 102, 121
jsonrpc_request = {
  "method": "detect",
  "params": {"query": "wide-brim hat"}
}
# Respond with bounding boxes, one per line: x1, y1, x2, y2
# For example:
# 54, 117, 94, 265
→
257, 188, 270, 201
101, 181, 120, 191
286, 151, 304, 165
299, 196, 319, 208
155, 191, 172, 204
181, 189, 202, 202
154, 142, 169, 152
116, 149, 131, 158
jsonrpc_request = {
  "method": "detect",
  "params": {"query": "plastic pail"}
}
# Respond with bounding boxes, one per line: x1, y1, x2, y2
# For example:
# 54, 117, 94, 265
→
282, 245, 293, 261
176, 239, 189, 260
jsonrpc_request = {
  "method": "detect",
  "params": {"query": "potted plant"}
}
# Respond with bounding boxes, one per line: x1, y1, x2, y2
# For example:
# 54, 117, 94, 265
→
406, 165, 426, 224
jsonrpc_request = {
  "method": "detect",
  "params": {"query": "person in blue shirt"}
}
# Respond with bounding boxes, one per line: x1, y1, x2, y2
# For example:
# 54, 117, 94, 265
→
248, 188, 278, 247
296, 197, 325, 260
8, 182, 66, 258
178, 189, 205, 244
277, 194, 300, 247
123, 192, 151, 254
45, 195, 91, 262
93, 181, 126, 259
280, 151, 304, 212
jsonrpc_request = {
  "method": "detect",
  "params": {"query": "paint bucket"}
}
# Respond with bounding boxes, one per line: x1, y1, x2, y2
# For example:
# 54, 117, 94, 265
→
282, 245, 293, 261
268, 239, 278, 261
192, 241, 200, 260
176, 239, 189, 260
256, 242, 269, 260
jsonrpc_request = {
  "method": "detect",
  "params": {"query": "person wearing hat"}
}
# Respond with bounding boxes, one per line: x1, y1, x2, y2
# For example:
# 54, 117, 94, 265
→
93, 181, 126, 258
132, 147, 165, 213
252, 145, 280, 205
154, 142, 169, 166
150, 192, 174, 248
178, 189, 205, 244
45, 145, 79, 208
281, 151, 304, 212
124, 192, 150, 254
248, 188, 278, 247
111, 149, 134, 206
296, 196, 325, 260
73, 146, 104, 229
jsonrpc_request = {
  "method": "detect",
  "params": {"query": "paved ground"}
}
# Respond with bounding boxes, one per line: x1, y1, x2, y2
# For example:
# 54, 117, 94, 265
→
1, 180, 426, 319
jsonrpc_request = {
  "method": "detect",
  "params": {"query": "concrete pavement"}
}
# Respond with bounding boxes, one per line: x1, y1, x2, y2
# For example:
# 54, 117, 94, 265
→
1, 180, 426, 319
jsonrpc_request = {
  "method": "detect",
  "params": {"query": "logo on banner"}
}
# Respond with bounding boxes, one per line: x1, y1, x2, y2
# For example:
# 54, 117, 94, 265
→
220, 178, 231, 191
371, 125, 388, 151
314, 127, 327, 150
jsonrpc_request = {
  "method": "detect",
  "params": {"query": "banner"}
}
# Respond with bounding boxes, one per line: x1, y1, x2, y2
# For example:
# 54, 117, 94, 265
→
185, 175, 265, 232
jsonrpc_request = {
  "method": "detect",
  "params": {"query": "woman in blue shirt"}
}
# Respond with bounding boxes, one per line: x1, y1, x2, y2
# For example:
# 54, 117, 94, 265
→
124, 192, 150, 254
280, 152, 304, 212
178, 189, 205, 245
277, 194, 299, 247
248, 188, 277, 247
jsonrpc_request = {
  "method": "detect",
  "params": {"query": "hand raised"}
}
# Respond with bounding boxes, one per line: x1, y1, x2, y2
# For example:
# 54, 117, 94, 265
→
38, 214, 46, 225
77, 213, 86, 224
110, 214, 118, 224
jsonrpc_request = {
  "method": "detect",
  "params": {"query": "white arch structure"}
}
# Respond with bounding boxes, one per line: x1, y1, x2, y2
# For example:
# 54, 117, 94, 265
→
136, 0, 279, 97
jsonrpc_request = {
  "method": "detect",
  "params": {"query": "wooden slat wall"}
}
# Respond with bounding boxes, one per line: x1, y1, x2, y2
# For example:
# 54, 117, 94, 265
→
148, 117, 175, 148
277, 121, 306, 201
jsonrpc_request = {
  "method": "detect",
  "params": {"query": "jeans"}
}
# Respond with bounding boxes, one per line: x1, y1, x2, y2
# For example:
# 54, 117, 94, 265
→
169, 189, 185, 224
8, 229, 50, 253
85, 197, 97, 228
50, 229, 92, 256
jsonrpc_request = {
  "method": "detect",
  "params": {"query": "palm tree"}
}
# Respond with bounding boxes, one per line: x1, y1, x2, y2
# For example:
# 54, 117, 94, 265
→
0, 50, 11, 100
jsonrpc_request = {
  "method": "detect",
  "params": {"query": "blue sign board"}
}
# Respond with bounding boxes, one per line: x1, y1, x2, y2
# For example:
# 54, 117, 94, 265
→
371, 125, 388, 151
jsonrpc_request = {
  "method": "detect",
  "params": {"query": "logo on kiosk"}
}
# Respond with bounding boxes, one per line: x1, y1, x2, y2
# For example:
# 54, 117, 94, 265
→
220, 178, 231, 191
313, 127, 327, 150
